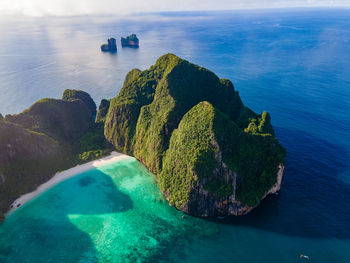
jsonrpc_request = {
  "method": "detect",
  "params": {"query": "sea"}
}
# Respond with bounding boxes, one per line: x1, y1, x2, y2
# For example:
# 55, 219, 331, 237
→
0, 8, 350, 262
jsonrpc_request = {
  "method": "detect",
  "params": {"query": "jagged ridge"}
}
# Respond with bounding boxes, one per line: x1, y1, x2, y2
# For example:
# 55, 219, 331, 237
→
103, 54, 285, 216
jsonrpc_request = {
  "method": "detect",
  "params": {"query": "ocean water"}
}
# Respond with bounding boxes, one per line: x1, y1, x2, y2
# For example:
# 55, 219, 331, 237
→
1, 8, 350, 262
0, 158, 217, 262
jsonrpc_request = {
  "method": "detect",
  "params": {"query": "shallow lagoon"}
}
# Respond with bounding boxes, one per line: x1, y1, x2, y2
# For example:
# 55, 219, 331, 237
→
0, 158, 217, 262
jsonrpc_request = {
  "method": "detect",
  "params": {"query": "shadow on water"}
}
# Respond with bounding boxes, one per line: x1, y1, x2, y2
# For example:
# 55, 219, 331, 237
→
0, 169, 133, 263
213, 127, 350, 239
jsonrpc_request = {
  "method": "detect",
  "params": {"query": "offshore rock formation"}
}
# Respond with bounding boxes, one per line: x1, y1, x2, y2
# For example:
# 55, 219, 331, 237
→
101, 38, 117, 52
0, 90, 111, 222
121, 34, 139, 48
103, 54, 286, 217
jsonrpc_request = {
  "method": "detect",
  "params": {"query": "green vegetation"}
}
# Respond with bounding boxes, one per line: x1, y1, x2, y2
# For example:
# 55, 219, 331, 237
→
0, 54, 285, 219
0, 90, 111, 222
5, 98, 93, 143
96, 99, 110, 122
78, 150, 109, 162
105, 54, 286, 213
244, 111, 274, 136
160, 102, 230, 208
62, 89, 97, 117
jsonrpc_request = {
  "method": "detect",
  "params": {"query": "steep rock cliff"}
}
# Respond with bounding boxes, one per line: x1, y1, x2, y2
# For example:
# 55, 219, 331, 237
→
0, 90, 110, 221
104, 54, 286, 216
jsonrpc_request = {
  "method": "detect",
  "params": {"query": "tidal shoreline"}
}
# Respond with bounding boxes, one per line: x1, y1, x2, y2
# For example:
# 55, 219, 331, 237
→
6, 151, 130, 216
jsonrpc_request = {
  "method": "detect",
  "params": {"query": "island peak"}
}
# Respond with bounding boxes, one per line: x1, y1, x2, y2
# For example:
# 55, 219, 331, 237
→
103, 54, 286, 217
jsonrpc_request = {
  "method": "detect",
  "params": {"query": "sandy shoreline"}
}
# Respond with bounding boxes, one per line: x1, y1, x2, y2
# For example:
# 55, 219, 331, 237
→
6, 151, 131, 216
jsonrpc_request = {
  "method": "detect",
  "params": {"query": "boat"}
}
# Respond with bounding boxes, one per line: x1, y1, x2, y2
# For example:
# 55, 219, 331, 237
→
300, 254, 310, 260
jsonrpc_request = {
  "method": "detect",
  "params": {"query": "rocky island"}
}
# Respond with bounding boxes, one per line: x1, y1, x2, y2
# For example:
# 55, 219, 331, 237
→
121, 34, 139, 48
0, 54, 285, 222
101, 38, 117, 52
102, 54, 286, 217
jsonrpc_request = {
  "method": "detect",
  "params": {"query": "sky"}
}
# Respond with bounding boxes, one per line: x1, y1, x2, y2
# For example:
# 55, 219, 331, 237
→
0, 0, 349, 16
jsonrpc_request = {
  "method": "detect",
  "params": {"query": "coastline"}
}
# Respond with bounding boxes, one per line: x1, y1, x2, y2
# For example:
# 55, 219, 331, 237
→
5, 151, 131, 217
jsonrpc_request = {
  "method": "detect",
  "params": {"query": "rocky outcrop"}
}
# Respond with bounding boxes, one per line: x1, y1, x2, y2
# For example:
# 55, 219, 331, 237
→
0, 119, 64, 218
101, 38, 117, 52
104, 54, 286, 216
5, 97, 93, 143
160, 101, 285, 217
121, 34, 139, 48
62, 89, 97, 118
0, 90, 110, 222
96, 99, 110, 122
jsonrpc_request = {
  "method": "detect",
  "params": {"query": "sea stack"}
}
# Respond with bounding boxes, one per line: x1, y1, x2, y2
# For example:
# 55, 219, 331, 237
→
121, 34, 139, 48
101, 38, 117, 52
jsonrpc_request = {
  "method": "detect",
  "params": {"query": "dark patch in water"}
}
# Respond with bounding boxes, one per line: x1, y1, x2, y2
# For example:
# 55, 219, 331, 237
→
78, 175, 96, 187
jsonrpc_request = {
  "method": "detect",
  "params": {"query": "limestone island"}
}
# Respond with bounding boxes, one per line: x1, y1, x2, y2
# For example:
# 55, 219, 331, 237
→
121, 34, 139, 48
102, 54, 286, 217
101, 38, 117, 52
0, 54, 285, 222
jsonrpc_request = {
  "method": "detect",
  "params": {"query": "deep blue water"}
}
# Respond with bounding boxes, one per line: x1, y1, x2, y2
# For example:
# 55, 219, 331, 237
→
1, 8, 350, 262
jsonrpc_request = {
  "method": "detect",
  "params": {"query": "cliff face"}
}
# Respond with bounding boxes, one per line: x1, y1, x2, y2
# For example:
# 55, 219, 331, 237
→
62, 89, 97, 118
104, 54, 286, 216
0, 90, 110, 221
96, 99, 110, 122
0, 119, 65, 215
5, 97, 93, 143
160, 102, 285, 217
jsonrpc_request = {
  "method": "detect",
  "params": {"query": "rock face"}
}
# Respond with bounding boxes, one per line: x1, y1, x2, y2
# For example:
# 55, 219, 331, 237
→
96, 99, 110, 122
121, 34, 139, 48
101, 38, 117, 52
5, 98, 93, 143
104, 54, 286, 217
0, 90, 110, 222
0, 118, 65, 217
62, 89, 97, 118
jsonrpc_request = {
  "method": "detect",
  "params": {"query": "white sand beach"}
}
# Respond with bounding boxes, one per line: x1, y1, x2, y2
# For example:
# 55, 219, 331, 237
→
6, 151, 131, 216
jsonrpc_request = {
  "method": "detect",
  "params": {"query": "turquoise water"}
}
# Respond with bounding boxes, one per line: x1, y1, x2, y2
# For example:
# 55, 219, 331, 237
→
1, 8, 350, 262
0, 158, 217, 262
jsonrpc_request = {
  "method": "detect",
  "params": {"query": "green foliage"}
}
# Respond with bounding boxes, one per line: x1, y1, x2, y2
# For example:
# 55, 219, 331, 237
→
0, 54, 286, 219
96, 99, 110, 122
5, 98, 93, 143
74, 122, 111, 153
244, 111, 274, 136
62, 89, 97, 117
97, 54, 286, 209
0, 90, 111, 219
78, 150, 108, 162
113, 54, 249, 175
204, 180, 233, 198
0, 119, 77, 216
235, 133, 285, 206
160, 102, 218, 207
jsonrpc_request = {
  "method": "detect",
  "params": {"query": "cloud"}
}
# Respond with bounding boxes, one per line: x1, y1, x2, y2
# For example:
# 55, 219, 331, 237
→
0, 0, 349, 16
